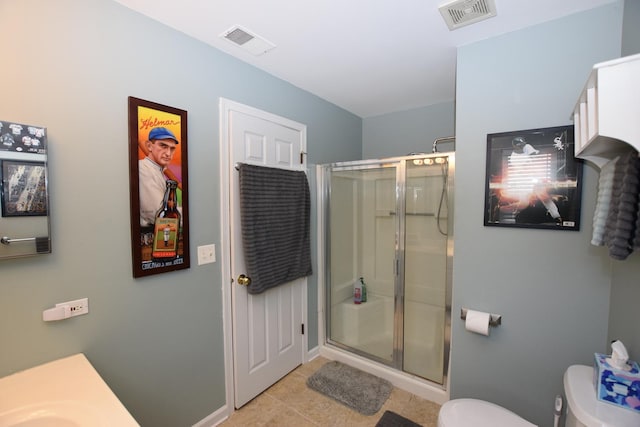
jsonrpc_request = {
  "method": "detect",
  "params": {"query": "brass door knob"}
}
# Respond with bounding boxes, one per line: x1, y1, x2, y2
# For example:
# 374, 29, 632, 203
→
237, 274, 251, 286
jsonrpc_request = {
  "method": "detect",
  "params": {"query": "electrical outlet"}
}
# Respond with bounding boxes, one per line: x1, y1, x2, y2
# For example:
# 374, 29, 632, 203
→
56, 298, 89, 317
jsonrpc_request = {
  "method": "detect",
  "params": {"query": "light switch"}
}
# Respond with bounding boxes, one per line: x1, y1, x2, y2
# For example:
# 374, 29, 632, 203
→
197, 244, 216, 265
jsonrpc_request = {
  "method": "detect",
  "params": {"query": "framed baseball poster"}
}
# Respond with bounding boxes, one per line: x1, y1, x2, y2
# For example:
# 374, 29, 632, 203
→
484, 125, 583, 231
128, 97, 190, 277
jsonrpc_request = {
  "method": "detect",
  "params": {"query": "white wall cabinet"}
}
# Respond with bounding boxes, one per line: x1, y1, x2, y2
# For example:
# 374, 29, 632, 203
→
573, 53, 640, 167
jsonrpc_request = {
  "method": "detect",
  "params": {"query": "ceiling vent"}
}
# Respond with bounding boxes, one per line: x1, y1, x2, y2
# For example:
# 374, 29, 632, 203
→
439, 0, 497, 30
220, 26, 276, 56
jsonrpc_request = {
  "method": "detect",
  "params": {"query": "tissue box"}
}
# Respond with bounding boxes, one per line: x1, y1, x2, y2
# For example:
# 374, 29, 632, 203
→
593, 353, 640, 413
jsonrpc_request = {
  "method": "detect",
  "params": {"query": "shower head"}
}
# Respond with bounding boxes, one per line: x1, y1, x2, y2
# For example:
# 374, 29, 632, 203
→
432, 136, 456, 153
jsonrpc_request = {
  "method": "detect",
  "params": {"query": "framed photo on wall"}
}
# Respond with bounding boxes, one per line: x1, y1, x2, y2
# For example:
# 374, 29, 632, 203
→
128, 96, 190, 277
483, 125, 583, 231
1, 160, 48, 217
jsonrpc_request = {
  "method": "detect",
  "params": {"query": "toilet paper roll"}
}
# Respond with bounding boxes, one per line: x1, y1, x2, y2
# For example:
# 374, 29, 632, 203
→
465, 309, 491, 336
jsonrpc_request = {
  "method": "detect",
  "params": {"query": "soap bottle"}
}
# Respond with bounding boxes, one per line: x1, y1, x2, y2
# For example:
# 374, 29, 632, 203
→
360, 277, 367, 303
354, 279, 362, 304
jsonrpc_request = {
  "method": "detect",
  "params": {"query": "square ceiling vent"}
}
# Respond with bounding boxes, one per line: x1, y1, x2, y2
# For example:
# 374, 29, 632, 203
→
439, 0, 497, 30
220, 26, 276, 56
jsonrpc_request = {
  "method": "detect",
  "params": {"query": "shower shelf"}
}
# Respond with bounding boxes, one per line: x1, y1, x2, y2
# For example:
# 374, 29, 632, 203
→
335, 296, 389, 347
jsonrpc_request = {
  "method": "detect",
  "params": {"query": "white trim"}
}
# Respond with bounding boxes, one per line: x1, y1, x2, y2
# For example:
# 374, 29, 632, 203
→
302, 275, 310, 364
221, 98, 308, 139
191, 403, 230, 427
219, 98, 235, 421
306, 345, 321, 361
315, 165, 327, 350
219, 97, 309, 414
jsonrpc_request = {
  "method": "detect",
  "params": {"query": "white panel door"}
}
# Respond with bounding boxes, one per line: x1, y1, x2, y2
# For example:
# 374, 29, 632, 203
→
228, 105, 307, 408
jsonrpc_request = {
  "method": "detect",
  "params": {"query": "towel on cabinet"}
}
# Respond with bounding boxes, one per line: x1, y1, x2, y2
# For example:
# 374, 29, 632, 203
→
591, 156, 618, 246
604, 150, 640, 260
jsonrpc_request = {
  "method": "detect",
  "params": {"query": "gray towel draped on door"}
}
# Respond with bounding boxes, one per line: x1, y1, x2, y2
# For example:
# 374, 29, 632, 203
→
238, 163, 312, 294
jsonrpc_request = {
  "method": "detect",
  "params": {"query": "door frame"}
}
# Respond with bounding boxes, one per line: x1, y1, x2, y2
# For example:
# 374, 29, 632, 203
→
219, 97, 309, 415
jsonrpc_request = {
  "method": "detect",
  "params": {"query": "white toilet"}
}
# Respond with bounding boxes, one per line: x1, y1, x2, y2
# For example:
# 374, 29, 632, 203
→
564, 364, 640, 427
438, 365, 640, 427
437, 398, 535, 427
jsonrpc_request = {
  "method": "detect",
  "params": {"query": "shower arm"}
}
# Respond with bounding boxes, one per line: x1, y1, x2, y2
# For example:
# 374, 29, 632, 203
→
432, 136, 456, 153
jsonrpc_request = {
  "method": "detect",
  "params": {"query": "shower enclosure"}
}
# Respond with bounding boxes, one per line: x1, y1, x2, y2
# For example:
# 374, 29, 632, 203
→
321, 153, 453, 387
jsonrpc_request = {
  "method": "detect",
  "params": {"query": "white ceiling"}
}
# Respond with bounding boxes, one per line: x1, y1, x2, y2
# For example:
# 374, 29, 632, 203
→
114, 0, 616, 118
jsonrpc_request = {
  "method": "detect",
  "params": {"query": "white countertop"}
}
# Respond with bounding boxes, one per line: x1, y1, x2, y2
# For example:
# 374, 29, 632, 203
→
0, 353, 139, 426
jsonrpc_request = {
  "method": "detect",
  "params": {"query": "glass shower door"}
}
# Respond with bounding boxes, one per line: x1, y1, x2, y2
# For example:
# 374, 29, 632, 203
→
324, 154, 453, 385
327, 162, 399, 365
402, 157, 450, 384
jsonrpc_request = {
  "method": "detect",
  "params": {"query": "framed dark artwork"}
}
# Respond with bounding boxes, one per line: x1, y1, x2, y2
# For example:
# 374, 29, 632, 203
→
484, 125, 583, 231
1, 160, 48, 217
128, 97, 190, 277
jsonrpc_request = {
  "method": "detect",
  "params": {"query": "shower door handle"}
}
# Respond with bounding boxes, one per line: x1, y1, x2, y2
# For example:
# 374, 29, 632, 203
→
237, 274, 252, 286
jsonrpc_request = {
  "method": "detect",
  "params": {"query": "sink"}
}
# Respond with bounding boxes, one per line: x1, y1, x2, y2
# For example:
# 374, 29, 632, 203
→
0, 354, 139, 427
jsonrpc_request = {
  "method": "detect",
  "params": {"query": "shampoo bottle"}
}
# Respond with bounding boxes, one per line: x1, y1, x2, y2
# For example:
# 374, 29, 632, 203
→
354, 279, 362, 304
360, 277, 367, 303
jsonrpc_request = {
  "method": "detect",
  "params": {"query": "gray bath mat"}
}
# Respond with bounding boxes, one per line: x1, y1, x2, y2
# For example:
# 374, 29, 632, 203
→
375, 410, 422, 427
306, 361, 392, 415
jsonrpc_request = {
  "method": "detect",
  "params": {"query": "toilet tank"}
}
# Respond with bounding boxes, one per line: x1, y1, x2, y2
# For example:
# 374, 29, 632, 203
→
564, 365, 640, 427
565, 405, 586, 427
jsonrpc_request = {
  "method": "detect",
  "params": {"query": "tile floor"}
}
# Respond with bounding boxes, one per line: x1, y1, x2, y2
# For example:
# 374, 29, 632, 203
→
220, 356, 441, 426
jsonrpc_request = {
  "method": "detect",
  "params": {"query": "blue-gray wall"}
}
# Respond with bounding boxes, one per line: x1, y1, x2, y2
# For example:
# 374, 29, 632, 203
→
608, 0, 640, 360
622, 0, 640, 57
362, 9, 639, 426
362, 102, 455, 158
0, 0, 361, 426
2, 1, 636, 427
451, 4, 623, 427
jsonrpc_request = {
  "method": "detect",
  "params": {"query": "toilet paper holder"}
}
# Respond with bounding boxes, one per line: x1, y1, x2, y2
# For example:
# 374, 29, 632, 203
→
460, 308, 502, 327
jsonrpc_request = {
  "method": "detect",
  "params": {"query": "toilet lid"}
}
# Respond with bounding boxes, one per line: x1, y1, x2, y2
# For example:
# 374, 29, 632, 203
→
438, 399, 536, 427
564, 365, 640, 427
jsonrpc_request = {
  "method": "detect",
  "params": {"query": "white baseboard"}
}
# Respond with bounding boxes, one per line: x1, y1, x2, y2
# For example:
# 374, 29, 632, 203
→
192, 403, 230, 427
306, 344, 320, 362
